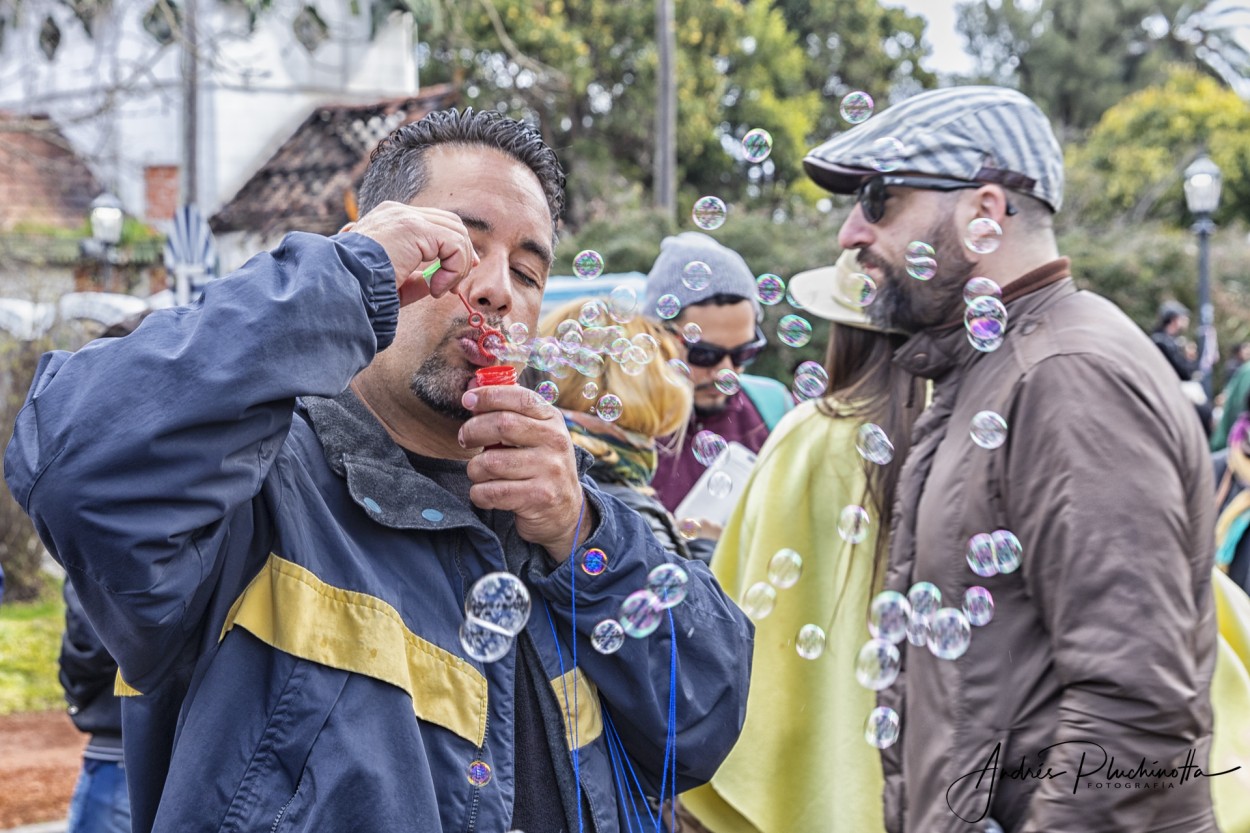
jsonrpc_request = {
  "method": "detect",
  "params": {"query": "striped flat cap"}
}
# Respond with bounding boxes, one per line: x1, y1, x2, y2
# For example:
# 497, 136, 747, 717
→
804, 86, 1065, 212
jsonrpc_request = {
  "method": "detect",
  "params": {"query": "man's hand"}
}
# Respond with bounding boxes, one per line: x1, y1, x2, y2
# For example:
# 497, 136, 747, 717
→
345, 201, 480, 306
458, 385, 592, 561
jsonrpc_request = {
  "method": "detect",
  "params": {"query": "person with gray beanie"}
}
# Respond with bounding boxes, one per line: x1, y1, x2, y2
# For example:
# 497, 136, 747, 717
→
644, 232, 793, 558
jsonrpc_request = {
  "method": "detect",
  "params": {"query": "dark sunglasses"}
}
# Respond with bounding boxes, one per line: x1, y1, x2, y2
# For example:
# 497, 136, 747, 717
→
682, 326, 768, 368
856, 175, 1019, 224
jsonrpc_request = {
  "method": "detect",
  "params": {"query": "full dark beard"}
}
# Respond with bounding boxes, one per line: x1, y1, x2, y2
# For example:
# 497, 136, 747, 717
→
860, 224, 975, 334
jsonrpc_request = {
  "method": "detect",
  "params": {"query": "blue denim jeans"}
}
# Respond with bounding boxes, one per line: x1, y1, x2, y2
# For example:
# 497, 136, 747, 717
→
67, 759, 132, 833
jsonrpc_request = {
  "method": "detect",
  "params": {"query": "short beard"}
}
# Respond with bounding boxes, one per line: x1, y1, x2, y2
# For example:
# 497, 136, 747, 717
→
409, 314, 498, 422
861, 223, 975, 334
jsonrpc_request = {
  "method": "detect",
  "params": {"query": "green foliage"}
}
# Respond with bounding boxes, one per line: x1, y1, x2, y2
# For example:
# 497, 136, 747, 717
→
0, 577, 65, 715
955, 0, 1250, 134
1065, 66, 1250, 227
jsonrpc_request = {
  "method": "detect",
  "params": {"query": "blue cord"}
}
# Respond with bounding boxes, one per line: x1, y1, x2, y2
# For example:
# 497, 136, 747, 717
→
543, 498, 586, 833
603, 710, 656, 830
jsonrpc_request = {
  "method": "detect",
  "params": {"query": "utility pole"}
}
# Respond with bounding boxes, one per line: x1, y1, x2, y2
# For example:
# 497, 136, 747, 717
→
182, 0, 199, 208
654, 0, 676, 225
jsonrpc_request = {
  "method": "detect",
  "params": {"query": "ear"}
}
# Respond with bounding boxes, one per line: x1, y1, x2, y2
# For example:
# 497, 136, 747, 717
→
972, 185, 1012, 223
340, 222, 355, 234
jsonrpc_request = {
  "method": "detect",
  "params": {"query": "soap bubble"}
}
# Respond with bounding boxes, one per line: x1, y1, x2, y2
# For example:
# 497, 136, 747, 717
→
970, 411, 1008, 449
467, 759, 493, 786
578, 300, 605, 327
693, 430, 728, 466
714, 368, 741, 395
742, 127, 774, 163
907, 582, 942, 623
869, 137, 905, 173
573, 250, 605, 280
785, 284, 807, 310
595, 394, 623, 422
619, 589, 665, 638
767, 548, 803, 589
838, 505, 870, 544
460, 618, 513, 663
581, 548, 607, 576
868, 590, 911, 644
465, 572, 532, 636
963, 277, 1002, 305
966, 533, 999, 578
591, 619, 625, 654
794, 361, 829, 399
647, 563, 690, 609
965, 296, 1007, 352
963, 586, 995, 626
677, 518, 701, 540
692, 195, 728, 230
991, 529, 1022, 574
965, 217, 1003, 254
756, 274, 786, 305
480, 331, 506, 358
856, 423, 894, 465
796, 624, 827, 660
928, 607, 972, 660
682, 260, 713, 291
535, 381, 559, 403
855, 638, 901, 689
567, 347, 606, 378
865, 706, 900, 749
527, 339, 563, 373
708, 471, 733, 499
582, 381, 600, 400
608, 285, 638, 322
905, 241, 937, 281
835, 271, 878, 307
778, 314, 813, 347
668, 358, 692, 381
741, 581, 777, 620
682, 322, 703, 344
507, 321, 530, 344
655, 294, 682, 320
840, 90, 875, 124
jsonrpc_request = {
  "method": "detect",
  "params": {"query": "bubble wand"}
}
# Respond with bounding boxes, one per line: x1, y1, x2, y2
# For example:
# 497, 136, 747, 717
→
422, 259, 512, 384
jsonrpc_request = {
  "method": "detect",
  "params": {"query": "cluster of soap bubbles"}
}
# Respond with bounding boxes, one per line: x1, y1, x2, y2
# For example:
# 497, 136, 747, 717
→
793, 361, 829, 401
905, 241, 937, 281
739, 547, 805, 627
966, 529, 1022, 578
459, 572, 532, 663
592, 562, 691, 653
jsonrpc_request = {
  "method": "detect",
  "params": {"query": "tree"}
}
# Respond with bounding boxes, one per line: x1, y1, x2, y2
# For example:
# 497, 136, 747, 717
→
955, 0, 1250, 135
1064, 66, 1250, 228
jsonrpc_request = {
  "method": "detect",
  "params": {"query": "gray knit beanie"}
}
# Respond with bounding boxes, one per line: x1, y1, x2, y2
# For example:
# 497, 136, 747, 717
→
643, 232, 760, 320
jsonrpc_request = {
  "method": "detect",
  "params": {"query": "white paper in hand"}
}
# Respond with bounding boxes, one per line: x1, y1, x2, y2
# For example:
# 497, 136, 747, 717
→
674, 441, 757, 528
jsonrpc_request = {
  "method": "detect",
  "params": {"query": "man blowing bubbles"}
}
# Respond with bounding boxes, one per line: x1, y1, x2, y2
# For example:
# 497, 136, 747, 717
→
5, 108, 753, 833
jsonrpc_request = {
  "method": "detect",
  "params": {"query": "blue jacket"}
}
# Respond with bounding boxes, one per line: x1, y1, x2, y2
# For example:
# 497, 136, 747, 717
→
5, 232, 754, 833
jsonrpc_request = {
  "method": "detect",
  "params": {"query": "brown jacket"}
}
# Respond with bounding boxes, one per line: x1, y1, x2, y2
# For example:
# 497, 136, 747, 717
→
881, 265, 1219, 832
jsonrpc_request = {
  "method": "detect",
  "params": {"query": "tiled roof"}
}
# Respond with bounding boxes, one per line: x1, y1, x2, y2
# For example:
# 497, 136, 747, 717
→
211, 85, 459, 236
0, 113, 101, 232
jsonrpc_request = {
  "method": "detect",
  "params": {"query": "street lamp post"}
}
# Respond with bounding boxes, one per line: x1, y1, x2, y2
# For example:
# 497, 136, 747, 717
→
86, 192, 124, 290
1183, 155, 1222, 400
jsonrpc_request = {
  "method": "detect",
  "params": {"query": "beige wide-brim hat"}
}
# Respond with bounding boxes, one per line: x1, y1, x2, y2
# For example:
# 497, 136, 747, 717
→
788, 250, 901, 334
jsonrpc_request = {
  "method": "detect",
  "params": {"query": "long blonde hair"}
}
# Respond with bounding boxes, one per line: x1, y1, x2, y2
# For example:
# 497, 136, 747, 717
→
536, 297, 692, 440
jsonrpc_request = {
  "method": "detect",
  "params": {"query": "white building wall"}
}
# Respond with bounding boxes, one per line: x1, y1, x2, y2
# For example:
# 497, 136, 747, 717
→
0, 0, 417, 226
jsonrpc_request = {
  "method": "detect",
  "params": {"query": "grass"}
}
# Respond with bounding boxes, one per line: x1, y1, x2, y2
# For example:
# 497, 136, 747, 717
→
0, 575, 66, 715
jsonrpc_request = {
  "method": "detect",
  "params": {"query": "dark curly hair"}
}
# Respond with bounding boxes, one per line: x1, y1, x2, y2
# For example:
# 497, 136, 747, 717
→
357, 108, 566, 243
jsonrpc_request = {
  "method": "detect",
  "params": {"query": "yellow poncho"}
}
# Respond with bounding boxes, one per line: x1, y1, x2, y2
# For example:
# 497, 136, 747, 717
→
681, 400, 887, 833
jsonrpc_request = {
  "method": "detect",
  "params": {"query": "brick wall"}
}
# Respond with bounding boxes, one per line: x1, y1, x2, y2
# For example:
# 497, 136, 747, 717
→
144, 165, 180, 222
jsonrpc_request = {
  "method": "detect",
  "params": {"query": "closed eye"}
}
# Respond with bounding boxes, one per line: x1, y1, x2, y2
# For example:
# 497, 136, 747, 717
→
513, 268, 541, 289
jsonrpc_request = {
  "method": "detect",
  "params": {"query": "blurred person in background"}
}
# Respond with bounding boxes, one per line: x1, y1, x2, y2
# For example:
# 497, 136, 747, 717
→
676, 250, 923, 833
534, 297, 694, 560
643, 232, 793, 556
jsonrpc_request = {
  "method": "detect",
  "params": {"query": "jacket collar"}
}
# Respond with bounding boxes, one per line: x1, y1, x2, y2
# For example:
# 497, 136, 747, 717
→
894, 257, 1073, 381
300, 389, 592, 531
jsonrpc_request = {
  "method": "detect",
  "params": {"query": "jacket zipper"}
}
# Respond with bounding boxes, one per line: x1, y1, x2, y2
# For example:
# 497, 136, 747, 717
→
269, 774, 304, 833
465, 711, 490, 833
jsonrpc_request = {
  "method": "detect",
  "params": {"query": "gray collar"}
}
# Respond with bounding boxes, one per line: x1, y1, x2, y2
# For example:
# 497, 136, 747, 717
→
300, 390, 483, 531
300, 390, 594, 532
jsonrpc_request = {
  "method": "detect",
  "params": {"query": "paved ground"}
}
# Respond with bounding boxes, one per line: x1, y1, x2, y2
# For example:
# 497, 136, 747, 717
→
0, 710, 81, 830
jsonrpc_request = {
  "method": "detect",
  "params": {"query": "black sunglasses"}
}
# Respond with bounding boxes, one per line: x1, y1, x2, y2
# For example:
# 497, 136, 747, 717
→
856, 175, 1018, 224
682, 326, 768, 368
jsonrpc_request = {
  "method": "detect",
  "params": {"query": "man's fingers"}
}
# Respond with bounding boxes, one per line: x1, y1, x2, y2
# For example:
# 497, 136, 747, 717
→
462, 385, 556, 420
